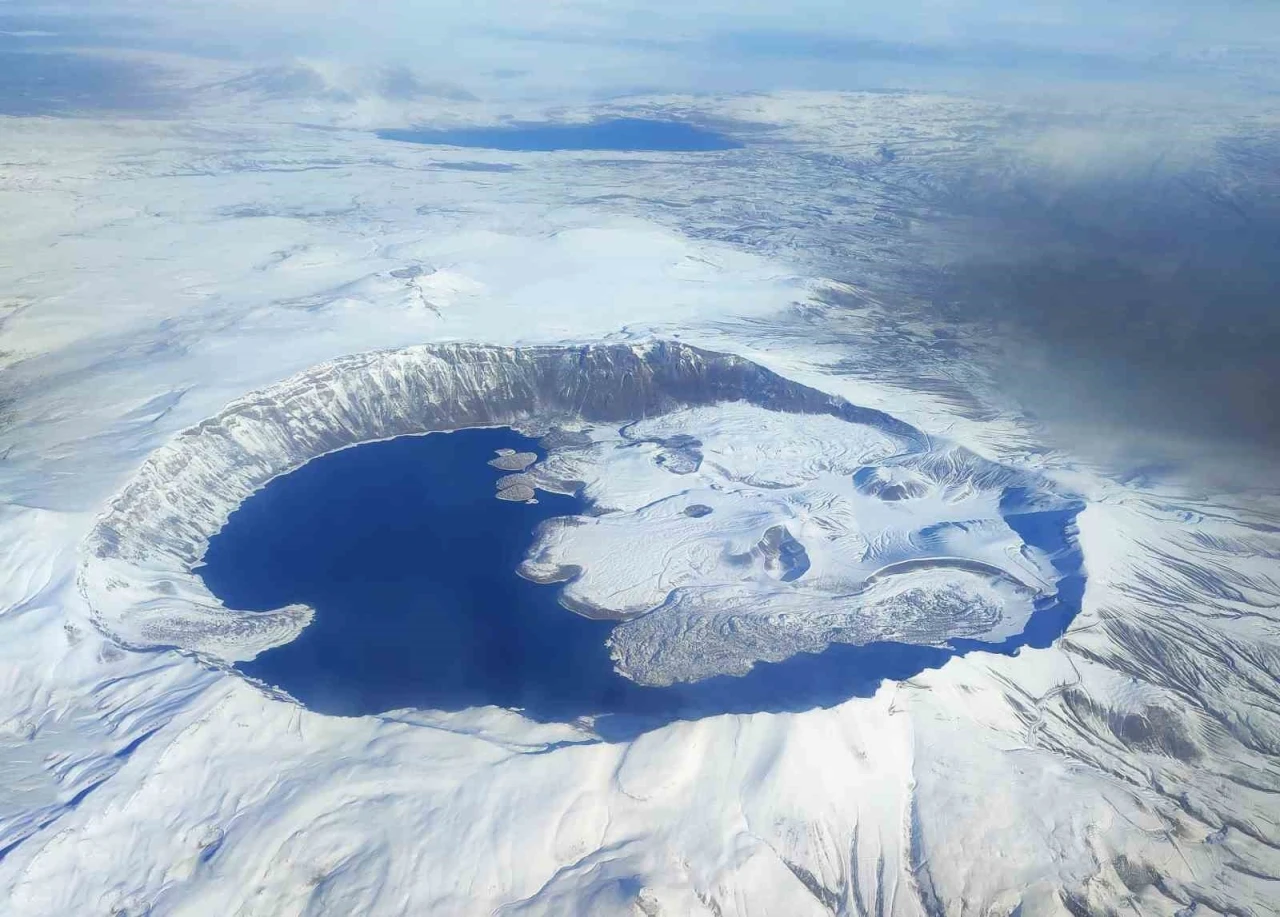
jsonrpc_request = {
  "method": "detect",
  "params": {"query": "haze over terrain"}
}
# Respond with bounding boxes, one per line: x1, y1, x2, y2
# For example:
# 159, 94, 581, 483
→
12, 0, 1277, 477
1, 2, 1279, 915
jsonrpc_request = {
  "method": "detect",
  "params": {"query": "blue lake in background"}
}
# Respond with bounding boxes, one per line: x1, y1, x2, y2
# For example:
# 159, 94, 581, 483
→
376, 118, 742, 152
199, 428, 1084, 739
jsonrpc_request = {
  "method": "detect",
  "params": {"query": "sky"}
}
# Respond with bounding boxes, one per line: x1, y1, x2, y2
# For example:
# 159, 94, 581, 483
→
4, 0, 1280, 100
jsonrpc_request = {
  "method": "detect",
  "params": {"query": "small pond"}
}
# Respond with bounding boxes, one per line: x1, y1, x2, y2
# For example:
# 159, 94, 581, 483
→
376, 118, 742, 152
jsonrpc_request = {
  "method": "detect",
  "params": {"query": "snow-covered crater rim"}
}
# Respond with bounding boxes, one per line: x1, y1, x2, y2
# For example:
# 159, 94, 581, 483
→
77, 340, 928, 663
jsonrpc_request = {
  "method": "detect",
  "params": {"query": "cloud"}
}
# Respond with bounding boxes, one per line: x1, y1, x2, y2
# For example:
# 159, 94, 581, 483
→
5, 0, 1279, 102
923, 119, 1280, 478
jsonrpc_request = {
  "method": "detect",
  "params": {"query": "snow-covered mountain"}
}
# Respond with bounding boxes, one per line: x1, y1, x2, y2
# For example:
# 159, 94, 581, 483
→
0, 83, 1277, 917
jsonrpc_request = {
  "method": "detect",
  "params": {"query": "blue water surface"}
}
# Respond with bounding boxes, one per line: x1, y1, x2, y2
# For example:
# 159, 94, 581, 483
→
376, 118, 742, 152
199, 429, 1083, 738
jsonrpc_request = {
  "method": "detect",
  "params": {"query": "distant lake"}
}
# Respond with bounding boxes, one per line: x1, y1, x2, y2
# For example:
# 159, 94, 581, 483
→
376, 118, 742, 152
199, 429, 1083, 739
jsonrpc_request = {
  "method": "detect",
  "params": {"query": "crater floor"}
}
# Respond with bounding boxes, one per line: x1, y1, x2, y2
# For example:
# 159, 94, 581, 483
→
197, 425, 1081, 733
84, 341, 1083, 730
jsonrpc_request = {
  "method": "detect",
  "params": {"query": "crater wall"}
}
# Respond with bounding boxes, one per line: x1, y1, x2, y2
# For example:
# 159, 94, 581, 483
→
79, 342, 925, 661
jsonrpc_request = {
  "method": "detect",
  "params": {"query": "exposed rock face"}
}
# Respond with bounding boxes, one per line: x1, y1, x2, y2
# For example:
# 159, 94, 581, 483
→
751, 524, 811, 582
488, 451, 538, 472
495, 472, 537, 493
80, 341, 922, 661
496, 483, 537, 502
852, 465, 931, 501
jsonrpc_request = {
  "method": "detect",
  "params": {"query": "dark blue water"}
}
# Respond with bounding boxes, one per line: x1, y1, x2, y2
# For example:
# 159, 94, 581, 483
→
376, 118, 742, 152
200, 429, 1084, 739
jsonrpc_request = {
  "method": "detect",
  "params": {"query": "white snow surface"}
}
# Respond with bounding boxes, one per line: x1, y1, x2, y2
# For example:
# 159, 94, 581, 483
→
0, 96, 1278, 917
519, 403, 1067, 684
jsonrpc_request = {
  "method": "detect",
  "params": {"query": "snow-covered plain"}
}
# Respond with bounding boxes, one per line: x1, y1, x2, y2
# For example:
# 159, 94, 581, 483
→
1, 91, 1279, 917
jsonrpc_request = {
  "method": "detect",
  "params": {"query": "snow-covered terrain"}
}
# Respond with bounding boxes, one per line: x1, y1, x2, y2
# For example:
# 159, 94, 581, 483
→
1, 87, 1279, 917
519, 400, 1079, 684
80, 341, 1079, 687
